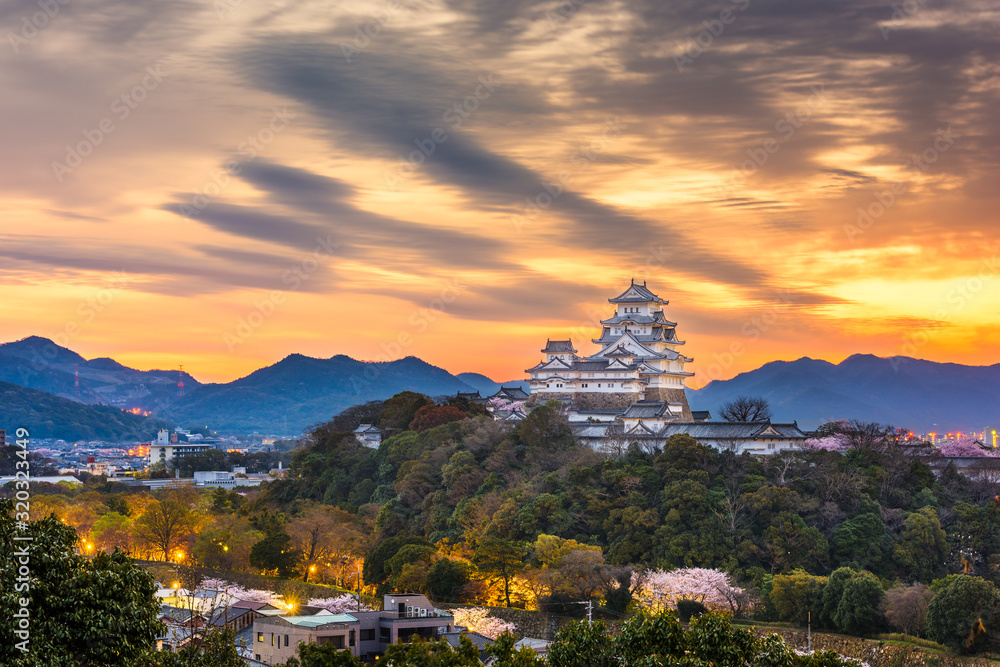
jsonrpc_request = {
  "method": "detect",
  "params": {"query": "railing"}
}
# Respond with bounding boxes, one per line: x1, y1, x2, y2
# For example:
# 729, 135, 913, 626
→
379, 609, 453, 620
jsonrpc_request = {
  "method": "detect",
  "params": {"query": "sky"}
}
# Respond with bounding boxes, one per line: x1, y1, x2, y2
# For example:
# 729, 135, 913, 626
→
1, 0, 998, 387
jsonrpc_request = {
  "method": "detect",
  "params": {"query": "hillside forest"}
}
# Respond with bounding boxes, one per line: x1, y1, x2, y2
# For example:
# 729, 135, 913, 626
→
11, 391, 1000, 653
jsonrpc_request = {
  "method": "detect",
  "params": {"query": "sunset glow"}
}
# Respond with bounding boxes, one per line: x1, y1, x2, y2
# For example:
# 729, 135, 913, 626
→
1, 0, 997, 386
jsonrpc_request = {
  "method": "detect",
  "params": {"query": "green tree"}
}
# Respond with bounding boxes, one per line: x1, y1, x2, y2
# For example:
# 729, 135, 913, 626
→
382, 636, 480, 666
473, 538, 527, 607
249, 530, 301, 578
379, 391, 434, 432
427, 558, 472, 601
833, 571, 884, 635
830, 513, 891, 573
771, 570, 827, 625
152, 628, 244, 667
821, 567, 855, 628
926, 575, 999, 652
893, 507, 948, 582
285, 640, 364, 666
0, 501, 164, 666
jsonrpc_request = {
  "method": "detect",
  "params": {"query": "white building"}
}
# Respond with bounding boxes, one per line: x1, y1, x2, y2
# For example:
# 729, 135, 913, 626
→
526, 281, 693, 417
353, 424, 383, 448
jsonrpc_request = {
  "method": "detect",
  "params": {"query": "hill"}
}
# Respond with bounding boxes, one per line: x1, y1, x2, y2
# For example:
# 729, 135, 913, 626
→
688, 353, 1000, 432
162, 354, 478, 433
0, 336, 200, 412
0, 381, 173, 442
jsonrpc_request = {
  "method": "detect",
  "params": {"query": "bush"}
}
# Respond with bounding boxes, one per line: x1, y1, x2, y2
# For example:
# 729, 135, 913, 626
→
677, 599, 709, 622
881, 583, 934, 637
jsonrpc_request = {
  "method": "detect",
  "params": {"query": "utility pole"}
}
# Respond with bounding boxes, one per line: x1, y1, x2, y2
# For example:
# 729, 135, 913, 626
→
357, 564, 362, 612
587, 599, 593, 626
807, 611, 811, 652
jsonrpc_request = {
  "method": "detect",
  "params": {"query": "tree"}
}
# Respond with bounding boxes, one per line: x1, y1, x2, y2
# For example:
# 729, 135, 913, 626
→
133, 497, 196, 561
718, 396, 772, 422
286, 640, 364, 666
249, 530, 301, 578
0, 500, 165, 666
378, 391, 434, 432
830, 513, 891, 573
881, 583, 934, 636
771, 570, 827, 625
450, 608, 517, 639
427, 558, 472, 601
893, 507, 948, 582
833, 571, 884, 635
473, 538, 527, 607
409, 405, 468, 432
91, 511, 134, 554
926, 575, 999, 652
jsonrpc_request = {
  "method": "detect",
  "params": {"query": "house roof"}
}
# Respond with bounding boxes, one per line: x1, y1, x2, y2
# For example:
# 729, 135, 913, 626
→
608, 281, 664, 304
622, 402, 672, 419
278, 612, 358, 628
490, 386, 529, 400
542, 339, 577, 353
660, 421, 807, 440
353, 424, 381, 434
691, 410, 712, 421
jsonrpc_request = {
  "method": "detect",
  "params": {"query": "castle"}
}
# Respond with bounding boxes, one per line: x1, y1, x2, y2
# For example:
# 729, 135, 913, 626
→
526, 280, 694, 418
523, 280, 809, 455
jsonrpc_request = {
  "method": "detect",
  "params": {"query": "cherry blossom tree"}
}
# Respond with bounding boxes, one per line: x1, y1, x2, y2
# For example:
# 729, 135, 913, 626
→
805, 435, 850, 451
451, 607, 517, 639
309, 594, 374, 613
940, 437, 998, 457
632, 568, 751, 615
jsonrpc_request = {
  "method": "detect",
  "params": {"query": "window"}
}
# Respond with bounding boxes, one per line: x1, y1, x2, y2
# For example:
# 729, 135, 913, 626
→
257, 633, 263, 643
285, 634, 289, 647
271, 634, 274, 647
350, 630, 356, 647
597, 383, 601, 387
256, 655, 260, 661
361, 629, 376, 641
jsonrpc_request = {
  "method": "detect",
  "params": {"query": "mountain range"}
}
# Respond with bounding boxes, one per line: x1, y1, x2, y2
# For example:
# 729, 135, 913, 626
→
689, 354, 1000, 432
0, 336, 995, 439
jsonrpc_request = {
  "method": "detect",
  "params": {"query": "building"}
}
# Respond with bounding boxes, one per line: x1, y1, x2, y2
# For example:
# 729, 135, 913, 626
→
192, 470, 264, 488
251, 594, 455, 664
353, 424, 383, 448
148, 429, 214, 467
526, 280, 693, 417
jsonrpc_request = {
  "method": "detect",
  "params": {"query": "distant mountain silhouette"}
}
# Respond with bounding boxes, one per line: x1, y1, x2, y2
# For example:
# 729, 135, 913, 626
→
455, 373, 530, 397
162, 354, 479, 433
688, 354, 1000, 432
0, 336, 199, 412
0, 381, 172, 442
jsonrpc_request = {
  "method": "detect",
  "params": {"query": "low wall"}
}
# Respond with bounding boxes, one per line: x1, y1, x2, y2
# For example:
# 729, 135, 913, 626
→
746, 627, 998, 667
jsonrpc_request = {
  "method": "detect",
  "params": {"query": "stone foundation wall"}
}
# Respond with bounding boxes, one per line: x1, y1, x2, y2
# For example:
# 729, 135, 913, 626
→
645, 387, 692, 419
526, 392, 639, 411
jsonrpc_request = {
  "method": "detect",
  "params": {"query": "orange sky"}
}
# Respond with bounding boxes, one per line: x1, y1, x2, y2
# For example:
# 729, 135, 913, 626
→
1, 0, 998, 388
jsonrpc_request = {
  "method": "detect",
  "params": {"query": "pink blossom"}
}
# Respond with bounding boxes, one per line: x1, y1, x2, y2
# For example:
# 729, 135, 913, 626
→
632, 568, 747, 614
804, 435, 849, 451
451, 607, 516, 639
940, 438, 999, 457
309, 595, 373, 613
